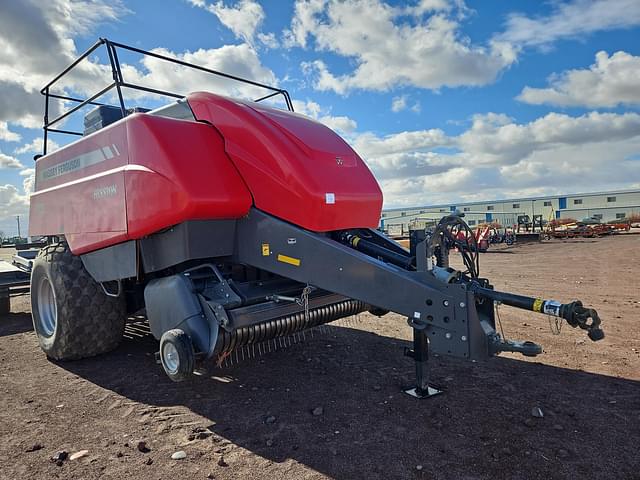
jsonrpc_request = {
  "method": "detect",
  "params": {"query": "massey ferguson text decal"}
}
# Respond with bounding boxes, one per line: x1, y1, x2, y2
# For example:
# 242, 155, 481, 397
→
37, 144, 120, 187
41, 157, 81, 180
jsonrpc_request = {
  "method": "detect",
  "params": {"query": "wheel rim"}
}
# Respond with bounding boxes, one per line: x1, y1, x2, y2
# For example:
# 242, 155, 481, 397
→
36, 276, 57, 337
162, 342, 180, 374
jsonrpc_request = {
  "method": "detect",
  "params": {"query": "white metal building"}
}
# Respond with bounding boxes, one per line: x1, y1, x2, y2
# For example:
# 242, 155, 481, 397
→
380, 189, 640, 232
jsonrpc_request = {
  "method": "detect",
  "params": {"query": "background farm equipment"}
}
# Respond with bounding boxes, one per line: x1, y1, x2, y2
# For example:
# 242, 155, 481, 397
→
448, 222, 516, 253
475, 223, 516, 251
0, 246, 35, 315
543, 216, 632, 239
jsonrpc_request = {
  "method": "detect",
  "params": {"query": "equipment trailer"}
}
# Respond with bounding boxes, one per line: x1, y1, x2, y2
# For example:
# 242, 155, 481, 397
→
28, 39, 603, 396
0, 259, 30, 316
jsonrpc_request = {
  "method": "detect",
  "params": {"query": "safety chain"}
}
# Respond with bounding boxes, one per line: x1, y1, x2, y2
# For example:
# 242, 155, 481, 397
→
495, 301, 507, 340
296, 284, 314, 325
548, 314, 563, 335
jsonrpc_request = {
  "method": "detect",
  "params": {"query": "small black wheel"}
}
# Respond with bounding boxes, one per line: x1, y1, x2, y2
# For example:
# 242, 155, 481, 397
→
159, 329, 195, 382
368, 307, 389, 317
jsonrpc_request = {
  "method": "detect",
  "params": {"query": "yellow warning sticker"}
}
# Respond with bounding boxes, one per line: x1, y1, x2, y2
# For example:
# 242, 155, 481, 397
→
277, 254, 301, 267
261, 243, 270, 256
532, 298, 543, 312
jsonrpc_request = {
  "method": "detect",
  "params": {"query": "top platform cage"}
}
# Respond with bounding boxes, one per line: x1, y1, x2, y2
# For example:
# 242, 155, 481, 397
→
39, 37, 294, 155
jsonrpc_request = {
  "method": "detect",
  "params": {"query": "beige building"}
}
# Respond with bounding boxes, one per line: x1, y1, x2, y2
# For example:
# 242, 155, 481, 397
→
380, 189, 640, 233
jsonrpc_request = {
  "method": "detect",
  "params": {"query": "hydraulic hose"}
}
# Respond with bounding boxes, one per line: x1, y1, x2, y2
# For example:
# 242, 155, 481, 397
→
341, 233, 414, 270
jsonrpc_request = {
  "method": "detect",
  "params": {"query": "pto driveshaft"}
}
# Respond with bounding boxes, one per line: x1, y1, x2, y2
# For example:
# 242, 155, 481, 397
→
470, 284, 605, 341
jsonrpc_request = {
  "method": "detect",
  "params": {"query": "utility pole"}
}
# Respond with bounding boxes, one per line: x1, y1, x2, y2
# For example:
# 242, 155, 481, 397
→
16, 215, 21, 239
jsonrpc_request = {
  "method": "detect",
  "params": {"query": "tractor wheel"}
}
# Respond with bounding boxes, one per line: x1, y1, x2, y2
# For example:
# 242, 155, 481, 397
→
159, 329, 195, 382
30, 242, 126, 360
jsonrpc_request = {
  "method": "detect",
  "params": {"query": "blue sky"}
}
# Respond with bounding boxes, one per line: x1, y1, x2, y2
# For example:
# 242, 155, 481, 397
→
1, 0, 639, 235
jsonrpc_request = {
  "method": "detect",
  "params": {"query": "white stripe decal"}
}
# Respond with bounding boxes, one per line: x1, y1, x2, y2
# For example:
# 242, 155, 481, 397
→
101, 146, 114, 159
32, 165, 154, 197
37, 143, 121, 183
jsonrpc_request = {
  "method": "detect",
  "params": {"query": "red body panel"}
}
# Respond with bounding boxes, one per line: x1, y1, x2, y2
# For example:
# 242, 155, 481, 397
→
30, 92, 383, 254
188, 92, 383, 232
30, 115, 252, 254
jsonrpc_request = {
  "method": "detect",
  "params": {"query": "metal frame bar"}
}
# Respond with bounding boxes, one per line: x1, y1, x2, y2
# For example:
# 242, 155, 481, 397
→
46, 83, 117, 130
105, 41, 126, 116
119, 82, 184, 100
38, 37, 294, 156
46, 92, 107, 107
46, 128, 84, 137
233, 208, 481, 359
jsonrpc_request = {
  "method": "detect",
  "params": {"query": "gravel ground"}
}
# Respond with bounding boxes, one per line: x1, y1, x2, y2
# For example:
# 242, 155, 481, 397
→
0, 235, 638, 480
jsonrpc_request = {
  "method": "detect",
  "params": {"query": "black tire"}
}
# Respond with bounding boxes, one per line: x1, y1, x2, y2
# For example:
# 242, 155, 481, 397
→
0, 295, 9, 316
159, 329, 195, 382
30, 242, 126, 360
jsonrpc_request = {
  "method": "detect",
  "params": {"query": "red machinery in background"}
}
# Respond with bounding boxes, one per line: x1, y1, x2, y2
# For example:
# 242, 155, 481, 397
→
454, 223, 515, 253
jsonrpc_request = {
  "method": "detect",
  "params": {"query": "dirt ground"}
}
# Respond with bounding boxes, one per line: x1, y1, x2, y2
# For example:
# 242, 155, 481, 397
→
0, 235, 639, 480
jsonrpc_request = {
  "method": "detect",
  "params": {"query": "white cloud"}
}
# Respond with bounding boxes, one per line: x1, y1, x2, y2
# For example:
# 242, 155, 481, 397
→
382, 167, 473, 196
14, 137, 60, 156
0, 122, 20, 142
283, 0, 325, 49
350, 110, 640, 207
350, 129, 456, 183
292, 99, 358, 134
497, 0, 640, 48
319, 115, 357, 134
0, 184, 28, 220
391, 95, 408, 113
390, 95, 421, 113
458, 111, 640, 165
0, 151, 23, 169
0, 81, 61, 129
354, 129, 451, 158
0, 0, 129, 128
289, 0, 517, 94
20, 168, 36, 195
120, 44, 279, 103
257, 32, 279, 49
410, 0, 455, 15
518, 51, 640, 108
209, 0, 265, 45
190, 0, 278, 48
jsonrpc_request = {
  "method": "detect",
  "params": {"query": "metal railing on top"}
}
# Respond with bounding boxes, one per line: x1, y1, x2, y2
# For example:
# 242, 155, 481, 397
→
39, 37, 294, 156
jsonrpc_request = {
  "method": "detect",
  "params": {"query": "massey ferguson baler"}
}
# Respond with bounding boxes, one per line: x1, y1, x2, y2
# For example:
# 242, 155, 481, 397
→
28, 39, 603, 397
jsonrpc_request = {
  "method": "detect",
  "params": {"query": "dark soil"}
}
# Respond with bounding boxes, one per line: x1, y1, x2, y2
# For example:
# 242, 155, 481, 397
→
0, 235, 638, 480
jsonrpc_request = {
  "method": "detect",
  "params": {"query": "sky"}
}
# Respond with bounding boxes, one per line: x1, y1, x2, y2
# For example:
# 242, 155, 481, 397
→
1, 0, 639, 236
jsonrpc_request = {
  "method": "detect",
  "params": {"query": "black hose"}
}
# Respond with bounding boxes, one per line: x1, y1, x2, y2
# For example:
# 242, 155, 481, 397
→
341, 234, 414, 269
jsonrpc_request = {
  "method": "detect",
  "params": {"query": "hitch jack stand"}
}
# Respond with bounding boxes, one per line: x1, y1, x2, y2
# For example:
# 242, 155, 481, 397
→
403, 326, 442, 398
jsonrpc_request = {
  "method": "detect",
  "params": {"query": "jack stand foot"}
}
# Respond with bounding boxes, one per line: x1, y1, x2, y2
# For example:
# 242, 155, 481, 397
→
403, 385, 442, 398
404, 323, 442, 399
